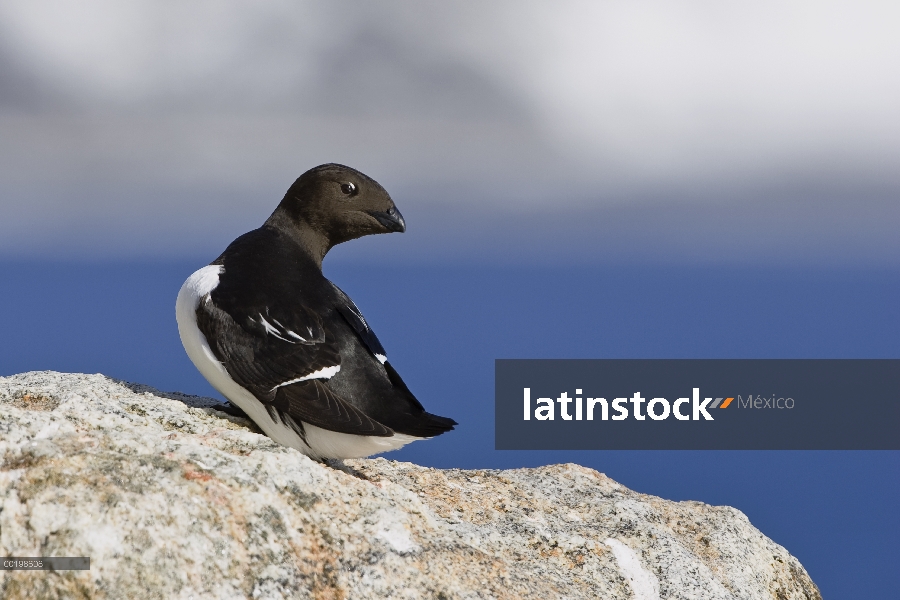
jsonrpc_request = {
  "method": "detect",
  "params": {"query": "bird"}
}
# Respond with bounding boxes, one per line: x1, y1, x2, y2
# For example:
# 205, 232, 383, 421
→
176, 163, 456, 460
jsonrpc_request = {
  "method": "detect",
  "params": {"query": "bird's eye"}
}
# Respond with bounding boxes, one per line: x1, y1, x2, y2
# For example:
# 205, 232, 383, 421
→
340, 182, 357, 195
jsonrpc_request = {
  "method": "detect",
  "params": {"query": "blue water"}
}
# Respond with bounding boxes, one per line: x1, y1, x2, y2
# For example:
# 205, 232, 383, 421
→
2, 260, 898, 598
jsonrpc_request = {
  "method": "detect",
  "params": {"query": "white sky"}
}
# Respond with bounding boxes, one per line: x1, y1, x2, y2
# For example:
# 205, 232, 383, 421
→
0, 1, 897, 262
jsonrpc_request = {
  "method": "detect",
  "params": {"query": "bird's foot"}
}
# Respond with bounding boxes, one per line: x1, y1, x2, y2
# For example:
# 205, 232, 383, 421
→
323, 458, 371, 481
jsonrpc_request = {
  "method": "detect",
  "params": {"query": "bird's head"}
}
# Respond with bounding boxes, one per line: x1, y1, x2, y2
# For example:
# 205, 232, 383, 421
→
270, 164, 405, 252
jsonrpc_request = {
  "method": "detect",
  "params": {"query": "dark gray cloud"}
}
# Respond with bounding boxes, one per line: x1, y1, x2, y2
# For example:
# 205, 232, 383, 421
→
302, 29, 532, 123
0, 1, 897, 264
0, 47, 50, 109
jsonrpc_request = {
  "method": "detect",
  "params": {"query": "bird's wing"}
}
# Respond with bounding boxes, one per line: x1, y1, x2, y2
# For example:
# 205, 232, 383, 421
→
196, 282, 393, 437
331, 284, 460, 438
331, 284, 389, 362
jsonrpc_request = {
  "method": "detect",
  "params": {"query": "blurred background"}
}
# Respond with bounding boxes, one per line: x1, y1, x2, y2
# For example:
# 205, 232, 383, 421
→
1, 1, 897, 597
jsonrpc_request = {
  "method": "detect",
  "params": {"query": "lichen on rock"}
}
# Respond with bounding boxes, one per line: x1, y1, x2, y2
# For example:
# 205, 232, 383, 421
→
0, 371, 821, 599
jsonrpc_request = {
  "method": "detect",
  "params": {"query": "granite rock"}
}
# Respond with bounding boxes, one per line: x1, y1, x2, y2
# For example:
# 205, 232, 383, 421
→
0, 371, 821, 599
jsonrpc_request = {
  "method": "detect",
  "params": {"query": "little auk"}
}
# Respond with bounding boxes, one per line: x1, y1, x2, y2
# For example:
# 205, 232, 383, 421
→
176, 163, 456, 460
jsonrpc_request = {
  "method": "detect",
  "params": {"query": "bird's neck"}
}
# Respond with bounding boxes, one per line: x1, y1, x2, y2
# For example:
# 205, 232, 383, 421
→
264, 208, 331, 271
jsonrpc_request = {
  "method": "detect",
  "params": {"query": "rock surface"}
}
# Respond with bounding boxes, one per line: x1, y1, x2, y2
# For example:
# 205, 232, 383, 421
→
0, 371, 820, 600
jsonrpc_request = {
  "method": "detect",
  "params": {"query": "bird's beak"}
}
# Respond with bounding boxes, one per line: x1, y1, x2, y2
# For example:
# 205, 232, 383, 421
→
366, 206, 406, 233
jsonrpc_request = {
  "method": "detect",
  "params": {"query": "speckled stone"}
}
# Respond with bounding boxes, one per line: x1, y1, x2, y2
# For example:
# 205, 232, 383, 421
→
0, 372, 820, 600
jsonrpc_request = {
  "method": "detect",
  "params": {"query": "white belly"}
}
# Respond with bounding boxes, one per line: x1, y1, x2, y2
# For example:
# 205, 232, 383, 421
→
175, 265, 420, 460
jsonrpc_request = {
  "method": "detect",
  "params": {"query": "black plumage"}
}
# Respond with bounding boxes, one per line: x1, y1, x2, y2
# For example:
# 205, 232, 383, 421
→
180, 164, 455, 456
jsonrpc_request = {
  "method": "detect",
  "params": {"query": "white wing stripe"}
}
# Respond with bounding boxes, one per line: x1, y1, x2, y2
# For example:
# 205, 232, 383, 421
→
348, 302, 368, 329
271, 365, 341, 391
259, 314, 294, 343
286, 330, 308, 342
